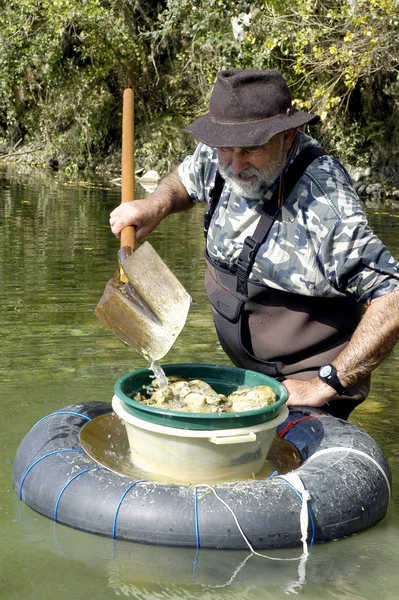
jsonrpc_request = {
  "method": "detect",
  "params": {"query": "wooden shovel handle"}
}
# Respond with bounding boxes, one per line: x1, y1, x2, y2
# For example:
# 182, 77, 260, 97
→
121, 88, 136, 250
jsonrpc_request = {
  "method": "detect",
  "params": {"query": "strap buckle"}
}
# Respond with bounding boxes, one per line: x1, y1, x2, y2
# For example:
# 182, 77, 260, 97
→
236, 237, 261, 295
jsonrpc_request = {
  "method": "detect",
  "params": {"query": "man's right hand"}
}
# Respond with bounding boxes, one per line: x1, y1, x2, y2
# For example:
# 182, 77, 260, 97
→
109, 198, 165, 240
109, 168, 193, 240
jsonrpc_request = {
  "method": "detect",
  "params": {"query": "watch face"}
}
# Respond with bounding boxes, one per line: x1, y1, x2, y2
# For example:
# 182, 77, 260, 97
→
319, 365, 333, 378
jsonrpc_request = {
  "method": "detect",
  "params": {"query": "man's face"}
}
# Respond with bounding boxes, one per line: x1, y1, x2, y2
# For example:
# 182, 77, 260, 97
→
216, 131, 293, 197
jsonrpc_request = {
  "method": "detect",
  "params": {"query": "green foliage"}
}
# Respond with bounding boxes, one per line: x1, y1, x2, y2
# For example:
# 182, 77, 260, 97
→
242, 0, 399, 168
0, 0, 398, 178
0, 0, 153, 171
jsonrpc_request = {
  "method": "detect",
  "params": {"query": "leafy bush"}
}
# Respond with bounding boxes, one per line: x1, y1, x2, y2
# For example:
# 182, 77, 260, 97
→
0, 0, 398, 180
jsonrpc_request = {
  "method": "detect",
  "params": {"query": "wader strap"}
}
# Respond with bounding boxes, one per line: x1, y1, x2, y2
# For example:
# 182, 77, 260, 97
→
236, 146, 327, 295
236, 207, 279, 295
204, 170, 225, 238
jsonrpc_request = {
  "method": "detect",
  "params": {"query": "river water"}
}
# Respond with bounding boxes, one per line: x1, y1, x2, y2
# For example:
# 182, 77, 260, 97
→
1, 166, 399, 599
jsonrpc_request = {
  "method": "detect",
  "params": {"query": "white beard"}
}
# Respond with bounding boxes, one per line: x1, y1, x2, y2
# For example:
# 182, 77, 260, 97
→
217, 138, 286, 198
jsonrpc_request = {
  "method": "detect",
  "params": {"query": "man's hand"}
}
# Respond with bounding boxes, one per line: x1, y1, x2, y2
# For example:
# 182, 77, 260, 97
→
284, 290, 399, 410
109, 168, 193, 240
284, 377, 337, 409
109, 198, 164, 240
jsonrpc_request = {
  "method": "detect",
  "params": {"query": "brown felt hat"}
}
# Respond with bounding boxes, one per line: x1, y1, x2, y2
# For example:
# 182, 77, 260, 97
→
185, 69, 320, 148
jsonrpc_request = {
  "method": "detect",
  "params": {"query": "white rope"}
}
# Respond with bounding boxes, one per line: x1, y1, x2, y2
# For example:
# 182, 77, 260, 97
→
195, 480, 312, 592
195, 484, 301, 562
304, 446, 391, 501
276, 473, 310, 558
275, 473, 311, 592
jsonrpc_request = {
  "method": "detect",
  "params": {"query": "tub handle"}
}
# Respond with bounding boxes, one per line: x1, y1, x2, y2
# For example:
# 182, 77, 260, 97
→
209, 432, 257, 445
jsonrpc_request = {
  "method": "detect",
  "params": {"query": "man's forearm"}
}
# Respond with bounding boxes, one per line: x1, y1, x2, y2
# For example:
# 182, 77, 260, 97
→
149, 168, 193, 218
335, 289, 399, 387
285, 289, 399, 408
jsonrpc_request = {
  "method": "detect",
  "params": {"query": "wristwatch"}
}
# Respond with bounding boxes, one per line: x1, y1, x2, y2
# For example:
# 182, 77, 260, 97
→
318, 364, 347, 395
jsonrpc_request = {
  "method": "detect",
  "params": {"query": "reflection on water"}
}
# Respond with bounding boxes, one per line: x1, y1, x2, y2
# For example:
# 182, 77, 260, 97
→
2, 165, 399, 598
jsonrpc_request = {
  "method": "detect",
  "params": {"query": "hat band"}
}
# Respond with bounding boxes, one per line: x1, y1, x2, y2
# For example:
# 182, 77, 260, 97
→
209, 113, 291, 125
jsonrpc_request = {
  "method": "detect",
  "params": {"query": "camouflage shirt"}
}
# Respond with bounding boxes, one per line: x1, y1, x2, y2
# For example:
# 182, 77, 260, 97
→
178, 132, 399, 303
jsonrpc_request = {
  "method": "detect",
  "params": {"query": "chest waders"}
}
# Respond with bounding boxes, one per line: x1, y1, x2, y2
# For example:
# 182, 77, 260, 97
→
204, 147, 369, 419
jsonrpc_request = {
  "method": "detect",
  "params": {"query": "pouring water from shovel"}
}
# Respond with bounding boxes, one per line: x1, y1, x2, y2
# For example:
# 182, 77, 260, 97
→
95, 89, 191, 361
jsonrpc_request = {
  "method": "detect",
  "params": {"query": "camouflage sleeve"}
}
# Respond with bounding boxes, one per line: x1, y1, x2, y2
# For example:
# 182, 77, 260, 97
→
320, 215, 399, 303
178, 143, 218, 203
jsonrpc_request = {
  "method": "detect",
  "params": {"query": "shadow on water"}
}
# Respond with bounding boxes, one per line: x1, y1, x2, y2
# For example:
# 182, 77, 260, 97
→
1, 165, 399, 599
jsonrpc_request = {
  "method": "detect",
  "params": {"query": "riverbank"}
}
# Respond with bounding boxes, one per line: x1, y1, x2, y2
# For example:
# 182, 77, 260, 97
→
0, 151, 161, 199
2, 143, 399, 207
347, 164, 399, 206
0, 141, 122, 178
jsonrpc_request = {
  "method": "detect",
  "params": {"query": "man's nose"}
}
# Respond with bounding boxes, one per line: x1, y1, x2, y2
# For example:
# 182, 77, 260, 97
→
231, 150, 248, 174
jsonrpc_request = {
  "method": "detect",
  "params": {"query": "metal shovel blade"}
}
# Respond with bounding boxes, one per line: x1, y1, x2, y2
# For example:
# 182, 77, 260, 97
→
95, 241, 191, 361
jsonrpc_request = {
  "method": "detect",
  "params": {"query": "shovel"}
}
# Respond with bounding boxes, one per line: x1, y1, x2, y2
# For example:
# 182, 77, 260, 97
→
95, 88, 191, 362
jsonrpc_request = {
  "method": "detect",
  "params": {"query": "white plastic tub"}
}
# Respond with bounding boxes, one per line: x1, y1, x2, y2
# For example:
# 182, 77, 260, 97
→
112, 395, 289, 483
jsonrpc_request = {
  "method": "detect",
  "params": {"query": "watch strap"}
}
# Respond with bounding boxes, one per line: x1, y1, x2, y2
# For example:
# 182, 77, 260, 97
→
318, 364, 347, 395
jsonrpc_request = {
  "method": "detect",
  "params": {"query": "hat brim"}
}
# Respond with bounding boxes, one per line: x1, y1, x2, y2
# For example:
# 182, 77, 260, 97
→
185, 109, 320, 148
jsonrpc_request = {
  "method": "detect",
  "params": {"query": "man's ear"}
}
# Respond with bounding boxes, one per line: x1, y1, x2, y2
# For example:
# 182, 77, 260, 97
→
283, 128, 299, 151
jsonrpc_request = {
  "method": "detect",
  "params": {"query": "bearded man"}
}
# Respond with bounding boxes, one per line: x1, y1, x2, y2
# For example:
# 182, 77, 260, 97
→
110, 69, 399, 420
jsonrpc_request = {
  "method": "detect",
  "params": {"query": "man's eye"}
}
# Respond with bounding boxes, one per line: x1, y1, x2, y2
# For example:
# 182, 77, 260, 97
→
246, 147, 263, 155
